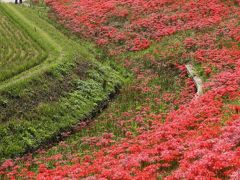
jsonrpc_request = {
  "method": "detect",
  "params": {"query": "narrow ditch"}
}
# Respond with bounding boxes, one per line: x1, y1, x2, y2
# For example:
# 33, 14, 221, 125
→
17, 85, 121, 159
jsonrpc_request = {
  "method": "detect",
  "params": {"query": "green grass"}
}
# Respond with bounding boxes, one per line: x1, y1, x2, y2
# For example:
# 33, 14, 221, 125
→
0, 4, 125, 162
0, 3, 76, 91
0, 8, 46, 83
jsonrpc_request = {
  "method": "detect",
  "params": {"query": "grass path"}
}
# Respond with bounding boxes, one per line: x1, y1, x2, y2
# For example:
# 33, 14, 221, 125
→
0, 4, 63, 91
7, 5, 62, 50
0, 5, 46, 83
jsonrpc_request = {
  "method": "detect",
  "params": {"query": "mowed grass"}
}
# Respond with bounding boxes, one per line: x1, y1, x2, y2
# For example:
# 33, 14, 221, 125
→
0, 3, 70, 91
0, 9, 46, 83
0, 11, 47, 82
0, 4, 125, 162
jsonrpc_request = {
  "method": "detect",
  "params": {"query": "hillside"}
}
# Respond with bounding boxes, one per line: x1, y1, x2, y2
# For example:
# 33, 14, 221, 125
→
1, 0, 240, 179
0, 3, 124, 162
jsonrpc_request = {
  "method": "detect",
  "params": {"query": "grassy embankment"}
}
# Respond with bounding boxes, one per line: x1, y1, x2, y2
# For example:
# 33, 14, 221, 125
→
0, 3, 125, 162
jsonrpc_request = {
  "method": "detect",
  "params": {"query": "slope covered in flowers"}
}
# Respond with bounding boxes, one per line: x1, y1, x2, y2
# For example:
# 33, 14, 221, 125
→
45, 0, 232, 54
1, 0, 240, 179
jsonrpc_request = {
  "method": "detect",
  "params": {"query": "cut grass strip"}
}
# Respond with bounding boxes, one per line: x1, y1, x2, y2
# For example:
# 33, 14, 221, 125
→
0, 7, 45, 82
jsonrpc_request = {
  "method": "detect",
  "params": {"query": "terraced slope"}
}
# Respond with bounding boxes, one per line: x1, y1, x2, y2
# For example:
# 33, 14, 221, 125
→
0, 4, 64, 91
0, 9, 46, 83
0, 4, 124, 161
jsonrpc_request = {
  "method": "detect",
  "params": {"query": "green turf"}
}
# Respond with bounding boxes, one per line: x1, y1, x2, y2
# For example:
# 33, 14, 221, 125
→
0, 8, 46, 83
0, 4, 125, 162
